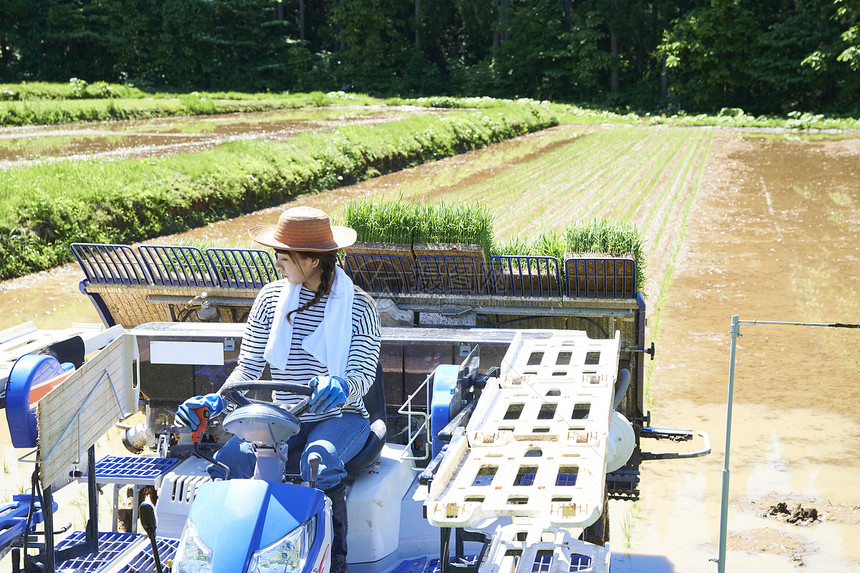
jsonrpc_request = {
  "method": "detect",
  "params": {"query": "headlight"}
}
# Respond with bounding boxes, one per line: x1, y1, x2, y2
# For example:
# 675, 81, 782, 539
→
175, 519, 213, 573
247, 516, 316, 573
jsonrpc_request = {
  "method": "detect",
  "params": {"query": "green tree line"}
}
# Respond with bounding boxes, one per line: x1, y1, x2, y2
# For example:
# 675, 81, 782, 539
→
1, 0, 857, 113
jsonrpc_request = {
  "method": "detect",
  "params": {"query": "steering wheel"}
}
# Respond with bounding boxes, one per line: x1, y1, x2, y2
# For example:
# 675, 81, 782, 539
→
219, 380, 314, 449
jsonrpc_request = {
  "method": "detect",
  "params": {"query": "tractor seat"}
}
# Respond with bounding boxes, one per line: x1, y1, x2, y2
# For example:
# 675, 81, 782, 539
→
344, 362, 387, 472
284, 362, 387, 475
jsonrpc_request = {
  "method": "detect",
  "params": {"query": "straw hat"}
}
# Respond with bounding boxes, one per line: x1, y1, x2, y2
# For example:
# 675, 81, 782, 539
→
248, 206, 356, 252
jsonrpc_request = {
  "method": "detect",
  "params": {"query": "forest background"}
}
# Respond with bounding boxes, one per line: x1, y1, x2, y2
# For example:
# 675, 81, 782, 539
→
1, 0, 858, 115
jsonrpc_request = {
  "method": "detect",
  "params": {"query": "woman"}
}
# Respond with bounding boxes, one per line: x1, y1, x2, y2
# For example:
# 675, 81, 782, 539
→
175, 206, 380, 572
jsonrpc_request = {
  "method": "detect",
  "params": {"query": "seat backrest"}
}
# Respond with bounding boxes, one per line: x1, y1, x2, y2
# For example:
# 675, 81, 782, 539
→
345, 362, 387, 472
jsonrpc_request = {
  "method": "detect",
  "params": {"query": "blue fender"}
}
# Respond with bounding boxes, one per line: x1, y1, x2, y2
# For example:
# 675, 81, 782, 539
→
430, 364, 460, 460
187, 480, 327, 572
6, 355, 74, 449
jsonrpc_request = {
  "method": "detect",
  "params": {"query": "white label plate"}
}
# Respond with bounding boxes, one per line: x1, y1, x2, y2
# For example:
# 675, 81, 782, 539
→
150, 341, 224, 366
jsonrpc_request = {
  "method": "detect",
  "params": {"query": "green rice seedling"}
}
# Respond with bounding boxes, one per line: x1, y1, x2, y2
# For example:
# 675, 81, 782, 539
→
493, 231, 563, 261
342, 196, 416, 245
530, 230, 567, 263
490, 236, 535, 258
343, 197, 496, 255
2, 457, 8, 474
621, 500, 641, 549
412, 201, 494, 254
565, 219, 647, 290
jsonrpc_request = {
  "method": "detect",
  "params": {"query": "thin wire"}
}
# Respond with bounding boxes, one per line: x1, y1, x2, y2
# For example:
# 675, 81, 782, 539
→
740, 320, 859, 328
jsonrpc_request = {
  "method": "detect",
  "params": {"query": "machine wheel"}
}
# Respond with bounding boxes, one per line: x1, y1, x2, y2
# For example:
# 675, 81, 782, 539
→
582, 493, 610, 546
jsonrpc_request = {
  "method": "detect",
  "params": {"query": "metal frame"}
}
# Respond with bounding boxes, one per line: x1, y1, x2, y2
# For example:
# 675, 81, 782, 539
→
70, 243, 151, 285
564, 256, 636, 299
343, 254, 418, 294
488, 255, 562, 298
205, 248, 277, 288
138, 245, 218, 287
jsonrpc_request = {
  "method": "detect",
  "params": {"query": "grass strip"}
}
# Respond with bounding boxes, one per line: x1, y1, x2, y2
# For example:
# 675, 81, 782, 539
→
0, 89, 377, 126
0, 102, 555, 280
6, 81, 857, 130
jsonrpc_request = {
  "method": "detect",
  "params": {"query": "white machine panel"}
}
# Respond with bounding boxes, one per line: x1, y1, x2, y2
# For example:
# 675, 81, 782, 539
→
426, 331, 620, 530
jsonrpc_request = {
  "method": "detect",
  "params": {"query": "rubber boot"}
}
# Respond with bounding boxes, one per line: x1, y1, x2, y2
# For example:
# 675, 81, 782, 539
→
326, 483, 348, 573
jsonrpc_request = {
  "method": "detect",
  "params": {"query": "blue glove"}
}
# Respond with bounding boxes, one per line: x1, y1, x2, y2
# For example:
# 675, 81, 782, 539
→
175, 393, 226, 428
308, 376, 349, 415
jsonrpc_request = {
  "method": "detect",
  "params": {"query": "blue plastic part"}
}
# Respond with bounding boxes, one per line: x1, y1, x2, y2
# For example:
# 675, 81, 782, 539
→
55, 531, 143, 572
564, 256, 636, 299
79, 279, 117, 328
0, 494, 57, 550
138, 245, 218, 287
569, 554, 594, 572
528, 552, 593, 573
188, 480, 326, 572
387, 557, 430, 573
430, 364, 460, 460
6, 354, 74, 448
85, 456, 180, 483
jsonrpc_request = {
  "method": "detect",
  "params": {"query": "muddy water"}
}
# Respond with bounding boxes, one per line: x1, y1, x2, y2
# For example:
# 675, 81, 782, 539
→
612, 132, 860, 573
1, 127, 859, 571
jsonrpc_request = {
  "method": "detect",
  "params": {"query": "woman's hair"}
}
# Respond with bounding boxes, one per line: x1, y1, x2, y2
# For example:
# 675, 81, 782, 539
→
281, 249, 339, 323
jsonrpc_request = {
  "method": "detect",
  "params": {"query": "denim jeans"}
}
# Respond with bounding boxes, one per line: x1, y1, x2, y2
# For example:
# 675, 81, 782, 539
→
209, 412, 371, 491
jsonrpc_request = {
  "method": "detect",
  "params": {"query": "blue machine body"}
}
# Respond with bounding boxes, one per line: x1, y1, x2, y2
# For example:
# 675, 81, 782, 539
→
187, 480, 327, 572
430, 364, 460, 460
5, 354, 74, 448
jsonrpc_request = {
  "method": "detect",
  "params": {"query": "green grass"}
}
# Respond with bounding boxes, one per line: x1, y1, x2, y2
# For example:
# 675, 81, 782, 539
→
0, 79, 147, 101
0, 87, 380, 126
546, 102, 860, 130
0, 101, 556, 279
2, 80, 858, 130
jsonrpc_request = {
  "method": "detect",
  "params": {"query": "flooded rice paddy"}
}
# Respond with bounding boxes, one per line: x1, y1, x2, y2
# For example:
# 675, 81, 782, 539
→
0, 105, 433, 166
1, 116, 858, 571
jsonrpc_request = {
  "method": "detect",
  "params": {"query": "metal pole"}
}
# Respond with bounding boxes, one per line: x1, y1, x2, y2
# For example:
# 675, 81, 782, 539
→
712, 316, 856, 571
715, 315, 740, 572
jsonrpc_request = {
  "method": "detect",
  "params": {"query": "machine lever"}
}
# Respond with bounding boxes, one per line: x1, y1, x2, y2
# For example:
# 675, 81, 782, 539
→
191, 406, 209, 443
308, 452, 322, 488
139, 502, 163, 573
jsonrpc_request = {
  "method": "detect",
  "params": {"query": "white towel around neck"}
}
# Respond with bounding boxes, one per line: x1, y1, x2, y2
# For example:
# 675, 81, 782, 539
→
263, 266, 354, 378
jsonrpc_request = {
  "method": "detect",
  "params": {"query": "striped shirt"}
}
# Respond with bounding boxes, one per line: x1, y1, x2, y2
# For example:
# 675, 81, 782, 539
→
224, 279, 381, 422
